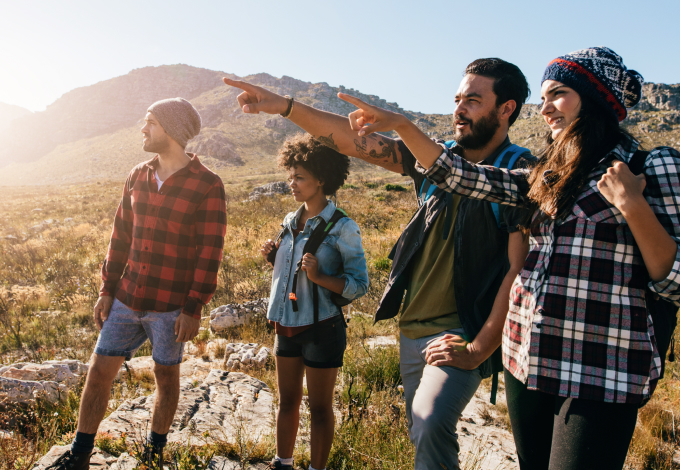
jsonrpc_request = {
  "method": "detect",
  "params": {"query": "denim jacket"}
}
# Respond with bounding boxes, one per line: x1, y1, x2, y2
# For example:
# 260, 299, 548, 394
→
267, 201, 369, 327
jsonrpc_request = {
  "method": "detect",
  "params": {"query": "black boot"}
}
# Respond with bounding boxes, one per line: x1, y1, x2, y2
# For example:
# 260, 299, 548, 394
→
45, 449, 92, 470
141, 443, 164, 469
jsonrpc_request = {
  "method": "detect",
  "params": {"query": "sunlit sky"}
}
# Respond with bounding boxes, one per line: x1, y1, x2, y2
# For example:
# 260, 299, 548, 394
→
1, 0, 679, 114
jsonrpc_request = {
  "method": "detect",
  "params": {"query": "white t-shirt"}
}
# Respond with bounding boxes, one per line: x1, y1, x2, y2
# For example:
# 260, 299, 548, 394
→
155, 170, 165, 190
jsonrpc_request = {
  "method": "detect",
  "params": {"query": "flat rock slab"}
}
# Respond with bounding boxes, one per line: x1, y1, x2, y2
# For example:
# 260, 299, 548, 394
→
100, 369, 274, 445
123, 354, 221, 382
457, 390, 519, 470
364, 335, 397, 348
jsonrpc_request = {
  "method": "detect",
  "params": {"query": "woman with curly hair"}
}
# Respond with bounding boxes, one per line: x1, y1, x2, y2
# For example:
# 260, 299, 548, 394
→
335, 47, 680, 470
261, 133, 369, 470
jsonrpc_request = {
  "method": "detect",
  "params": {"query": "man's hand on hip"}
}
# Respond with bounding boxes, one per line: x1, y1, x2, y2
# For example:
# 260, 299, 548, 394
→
223, 78, 289, 115
93, 296, 113, 331
174, 314, 201, 343
425, 334, 483, 370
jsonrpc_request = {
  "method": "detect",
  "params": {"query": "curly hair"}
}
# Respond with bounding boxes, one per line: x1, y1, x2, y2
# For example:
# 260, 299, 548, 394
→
277, 133, 350, 195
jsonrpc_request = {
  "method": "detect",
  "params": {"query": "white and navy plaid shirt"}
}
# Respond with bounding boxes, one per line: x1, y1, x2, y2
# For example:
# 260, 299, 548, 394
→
417, 136, 680, 404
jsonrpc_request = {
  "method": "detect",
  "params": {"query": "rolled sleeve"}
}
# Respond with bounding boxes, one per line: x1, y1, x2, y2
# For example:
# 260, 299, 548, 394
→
649, 240, 680, 306
335, 219, 369, 301
645, 147, 680, 306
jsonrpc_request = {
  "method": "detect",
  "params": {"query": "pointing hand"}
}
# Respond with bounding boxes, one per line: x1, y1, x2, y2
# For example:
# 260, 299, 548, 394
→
338, 93, 408, 137
223, 78, 289, 115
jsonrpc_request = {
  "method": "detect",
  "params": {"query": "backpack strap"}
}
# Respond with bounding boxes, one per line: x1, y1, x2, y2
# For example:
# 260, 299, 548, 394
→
418, 179, 438, 206
628, 149, 649, 176
289, 209, 347, 318
490, 144, 531, 228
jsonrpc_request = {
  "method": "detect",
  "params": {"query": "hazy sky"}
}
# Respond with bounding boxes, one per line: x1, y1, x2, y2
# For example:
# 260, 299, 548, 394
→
1, 0, 679, 114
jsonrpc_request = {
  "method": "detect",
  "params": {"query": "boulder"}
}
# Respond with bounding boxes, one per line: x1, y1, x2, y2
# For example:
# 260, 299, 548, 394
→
0, 360, 87, 404
248, 182, 290, 201
210, 299, 268, 333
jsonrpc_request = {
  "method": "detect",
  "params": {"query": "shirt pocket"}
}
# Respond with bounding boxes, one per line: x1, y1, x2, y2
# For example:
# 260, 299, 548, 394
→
316, 235, 342, 275
571, 180, 625, 224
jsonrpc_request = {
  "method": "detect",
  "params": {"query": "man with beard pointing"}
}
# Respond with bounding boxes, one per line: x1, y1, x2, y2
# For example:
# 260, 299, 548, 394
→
225, 59, 533, 470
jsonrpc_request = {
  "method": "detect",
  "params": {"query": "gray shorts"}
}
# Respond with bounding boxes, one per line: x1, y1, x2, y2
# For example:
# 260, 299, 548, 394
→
94, 298, 185, 366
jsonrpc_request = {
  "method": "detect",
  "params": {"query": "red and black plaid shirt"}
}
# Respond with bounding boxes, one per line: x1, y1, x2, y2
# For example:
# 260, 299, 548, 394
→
100, 154, 227, 319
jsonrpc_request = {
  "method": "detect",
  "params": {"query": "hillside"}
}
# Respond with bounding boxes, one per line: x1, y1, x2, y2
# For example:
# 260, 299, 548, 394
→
1, 65, 679, 187
0, 102, 31, 132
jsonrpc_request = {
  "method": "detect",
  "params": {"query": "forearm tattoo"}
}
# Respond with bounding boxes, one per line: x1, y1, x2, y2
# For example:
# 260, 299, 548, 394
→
354, 136, 398, 163
316, 133, 341, 152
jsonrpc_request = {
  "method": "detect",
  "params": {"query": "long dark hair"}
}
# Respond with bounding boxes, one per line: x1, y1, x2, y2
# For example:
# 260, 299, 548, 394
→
525, 97, 635, 229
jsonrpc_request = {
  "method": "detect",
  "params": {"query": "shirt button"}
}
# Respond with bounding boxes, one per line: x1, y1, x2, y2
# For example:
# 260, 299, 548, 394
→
142, 266, 146, 270
144, 247, 149, 250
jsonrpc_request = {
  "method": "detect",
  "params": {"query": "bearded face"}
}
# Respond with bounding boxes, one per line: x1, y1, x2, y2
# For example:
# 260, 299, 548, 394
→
452, 107, 501, 150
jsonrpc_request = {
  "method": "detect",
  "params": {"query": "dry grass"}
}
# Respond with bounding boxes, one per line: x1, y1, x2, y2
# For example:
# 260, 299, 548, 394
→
1, 177, 679, 469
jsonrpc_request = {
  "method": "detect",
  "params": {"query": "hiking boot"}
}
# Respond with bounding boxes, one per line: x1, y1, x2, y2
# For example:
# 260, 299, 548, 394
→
267, 458, 294, 470
141, 443, 164, 469
44, 449, 91, 470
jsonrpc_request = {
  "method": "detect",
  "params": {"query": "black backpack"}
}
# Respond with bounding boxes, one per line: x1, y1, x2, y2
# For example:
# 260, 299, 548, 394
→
628, 149, 678, 378
269, 208, 352, 328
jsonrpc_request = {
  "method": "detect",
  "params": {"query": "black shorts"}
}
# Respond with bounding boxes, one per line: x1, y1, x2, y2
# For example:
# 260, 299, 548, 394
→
274, 316, 347, 368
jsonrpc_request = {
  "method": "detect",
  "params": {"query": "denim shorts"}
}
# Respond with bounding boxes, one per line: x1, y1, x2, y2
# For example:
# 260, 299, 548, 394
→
274, 315, 347, 368
94, 298, 185, 366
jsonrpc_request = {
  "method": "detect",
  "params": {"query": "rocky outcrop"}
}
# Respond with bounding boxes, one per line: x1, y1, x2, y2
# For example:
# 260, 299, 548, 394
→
99, 369, 274, 446
223, 344, 270, 369
247, 183, 290, 202
0, 360, 88, 404
186, 130, 244, 166
210, 299, 269, 332
639, 83, 680, 111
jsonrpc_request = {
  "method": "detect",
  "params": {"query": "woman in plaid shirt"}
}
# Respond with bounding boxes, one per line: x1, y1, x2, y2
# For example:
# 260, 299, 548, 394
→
336, 47, 680, 469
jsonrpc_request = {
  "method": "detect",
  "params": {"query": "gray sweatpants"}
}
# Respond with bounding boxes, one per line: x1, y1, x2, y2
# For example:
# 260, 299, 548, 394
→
400, 329, 482, 470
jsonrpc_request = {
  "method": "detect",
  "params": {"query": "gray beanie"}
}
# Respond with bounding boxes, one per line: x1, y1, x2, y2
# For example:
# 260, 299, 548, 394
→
147, 97, 201, 148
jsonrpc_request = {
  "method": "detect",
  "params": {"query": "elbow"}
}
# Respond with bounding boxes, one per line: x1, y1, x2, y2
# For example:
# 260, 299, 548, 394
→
342, 274, 369, 300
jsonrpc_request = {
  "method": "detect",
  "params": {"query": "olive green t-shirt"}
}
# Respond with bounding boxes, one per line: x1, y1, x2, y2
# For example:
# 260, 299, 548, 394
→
400, 195, 461, 339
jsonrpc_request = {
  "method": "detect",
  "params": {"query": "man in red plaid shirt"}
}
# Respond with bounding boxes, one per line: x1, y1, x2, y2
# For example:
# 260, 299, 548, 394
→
48, 98, 227, 470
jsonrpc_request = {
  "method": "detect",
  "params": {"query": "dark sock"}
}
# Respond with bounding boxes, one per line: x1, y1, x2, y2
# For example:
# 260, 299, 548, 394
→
71, 431, 96, 455
148, 431, 168, 448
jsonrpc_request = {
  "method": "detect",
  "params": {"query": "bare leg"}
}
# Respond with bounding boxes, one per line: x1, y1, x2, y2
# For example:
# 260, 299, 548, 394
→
275, 356, 305, 458
305, 366, 339, 470
150, 362, 181, 433
77, 354, 126, 433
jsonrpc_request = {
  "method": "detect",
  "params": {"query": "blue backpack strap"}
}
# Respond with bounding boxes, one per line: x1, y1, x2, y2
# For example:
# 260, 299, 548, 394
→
418, 179, 438, 206
490, 144, 529, 228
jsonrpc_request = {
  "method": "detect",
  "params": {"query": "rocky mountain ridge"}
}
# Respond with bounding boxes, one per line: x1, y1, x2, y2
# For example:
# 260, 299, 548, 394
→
0, 64, 679, 186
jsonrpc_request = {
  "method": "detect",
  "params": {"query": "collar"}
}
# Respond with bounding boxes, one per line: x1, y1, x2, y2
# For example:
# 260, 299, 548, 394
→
144, 153, 201, 175
597, 133, 640, 166
290, 200, 337, 230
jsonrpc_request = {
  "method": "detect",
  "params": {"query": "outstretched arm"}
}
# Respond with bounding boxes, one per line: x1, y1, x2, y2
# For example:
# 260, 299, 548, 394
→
223, 78, 405, 173
338, 93, 444, 169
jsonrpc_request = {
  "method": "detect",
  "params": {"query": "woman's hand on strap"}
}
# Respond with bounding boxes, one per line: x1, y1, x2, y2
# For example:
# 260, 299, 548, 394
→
597, 160, 646, 212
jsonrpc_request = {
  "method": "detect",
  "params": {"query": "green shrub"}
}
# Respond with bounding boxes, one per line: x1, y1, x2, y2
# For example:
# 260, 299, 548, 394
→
363, 182, 378, 189
372, 257, 391, 272
384, 184, 407, 192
